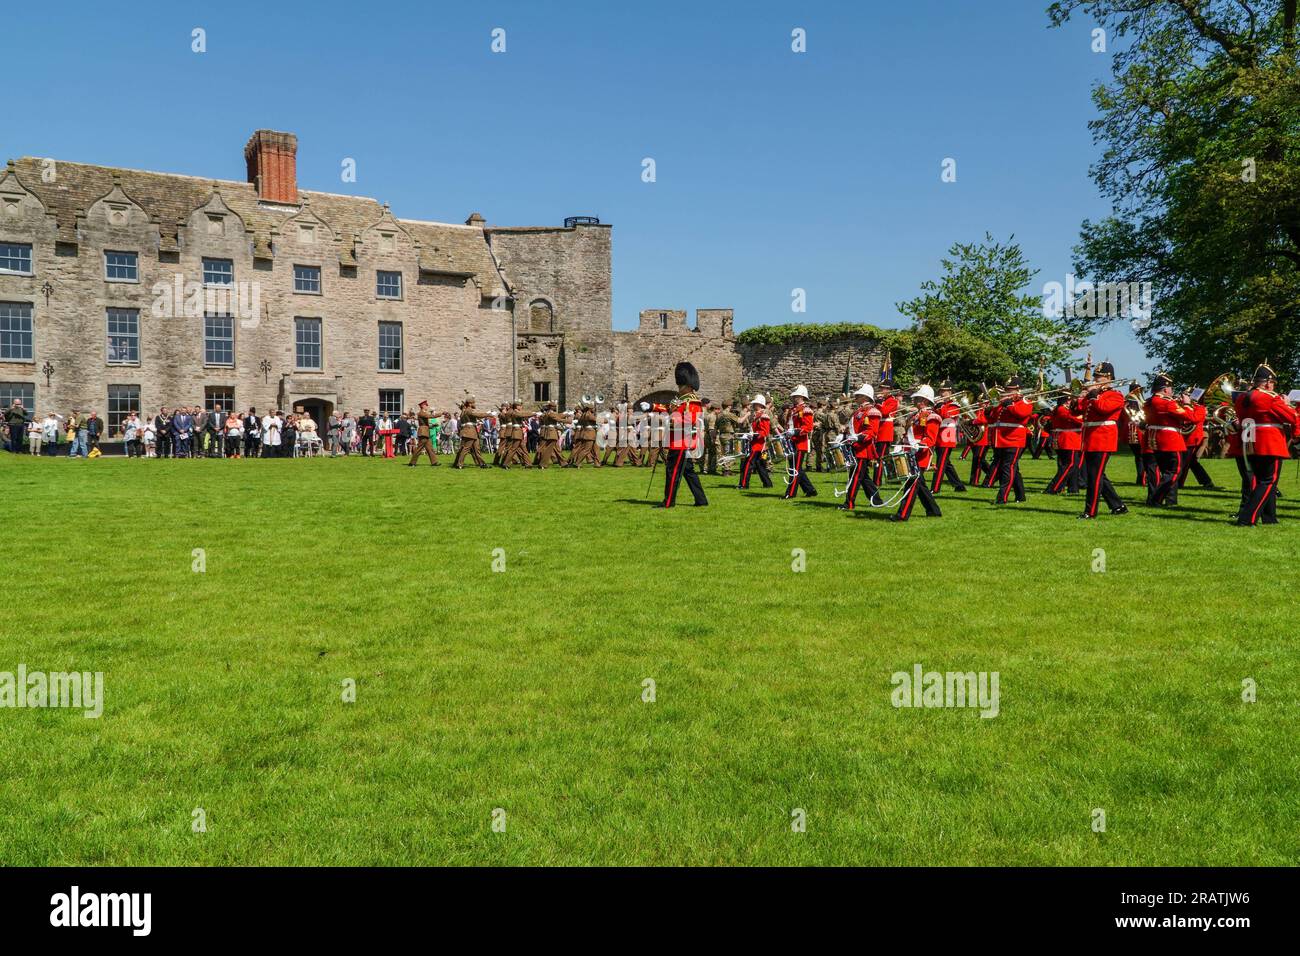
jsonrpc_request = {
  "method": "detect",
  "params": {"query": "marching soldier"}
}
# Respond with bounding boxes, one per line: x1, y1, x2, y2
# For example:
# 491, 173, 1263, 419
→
1175, 388, 1219, 491
613, 402, 646, 467
782, 385, 818, 499
893, 385, 942, 521
645, 404, 667, 470
452, 398, 489, 468
703, 402, 720, 475
1073, 361, 1129, 518
873, 381, 899, 484
660, 362, 708, 508
1236, 362, 1296, 526
1143, 372, 1192, 506
406, 400, 440, 467
1222, 398, 1254, 519
839, 384, 883, 510
812, 401, 832, 472
533, 403, 564, 468
716, 402, 740, 476
963, 404, 993, 487
931, 380, 967, 493
738, 395, 774, 489
510, 403, 533, 466
566, 402, 600, 467
1044, 396, 1083, 494
989, 375, 1032, 504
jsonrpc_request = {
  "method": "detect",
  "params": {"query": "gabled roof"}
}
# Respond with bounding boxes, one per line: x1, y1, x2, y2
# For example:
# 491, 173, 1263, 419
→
6, 157, 507, 295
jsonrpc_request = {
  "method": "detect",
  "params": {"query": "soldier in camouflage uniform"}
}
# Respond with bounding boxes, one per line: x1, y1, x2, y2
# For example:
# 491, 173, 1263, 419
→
703, 402, 720, 475
716, 402, 740, 476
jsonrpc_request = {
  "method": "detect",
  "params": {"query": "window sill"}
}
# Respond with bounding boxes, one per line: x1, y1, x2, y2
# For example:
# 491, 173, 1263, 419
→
0, 271, 34, 278
203, 364, 236, 370
293, 289, 323, 296
107, 362, 141, 368
376, 296, 403, 302
378, 368, 404, 374
105, 277, 140, 285
0, 357, 35, 364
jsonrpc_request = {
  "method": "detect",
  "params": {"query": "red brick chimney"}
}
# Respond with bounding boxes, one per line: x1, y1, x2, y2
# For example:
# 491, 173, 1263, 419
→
244, 130, 298, 204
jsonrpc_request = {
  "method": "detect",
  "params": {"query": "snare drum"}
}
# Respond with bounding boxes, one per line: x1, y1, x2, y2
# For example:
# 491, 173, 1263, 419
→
890, 452, 911, 478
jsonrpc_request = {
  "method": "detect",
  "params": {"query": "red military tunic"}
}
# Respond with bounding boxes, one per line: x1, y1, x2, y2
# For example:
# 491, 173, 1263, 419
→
991, 397, 1033, 448
1075, 388, 1125, 452
790, 404, 814, 452
936, 400, 960, 448
876, 395, 898, 443
667, 394, 703, 452
1143, 394, 1190, 453
1049, 403, 1082, 451
1239, 388, 1298, 458
968, 408, 989, 448
907, 409, 939, 469
749, 413, 770, 451
1184, 402, 1207, 447
852, 406, 880, 459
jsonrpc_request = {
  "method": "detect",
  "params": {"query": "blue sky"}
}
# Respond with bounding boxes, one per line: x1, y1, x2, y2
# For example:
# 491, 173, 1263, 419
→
4, 0, 1148, 374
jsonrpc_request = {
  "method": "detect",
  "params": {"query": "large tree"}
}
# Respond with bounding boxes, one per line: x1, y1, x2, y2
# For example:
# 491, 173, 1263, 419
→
1049, 0, 1300, 382
895, 234, 1085, 377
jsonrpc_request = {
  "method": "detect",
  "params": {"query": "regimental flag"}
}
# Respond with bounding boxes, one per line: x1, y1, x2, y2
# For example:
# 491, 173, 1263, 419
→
879, 353, 893, 384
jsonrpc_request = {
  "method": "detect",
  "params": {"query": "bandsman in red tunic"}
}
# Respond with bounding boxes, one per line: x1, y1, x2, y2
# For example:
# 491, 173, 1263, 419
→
839, 383, 883, 510
659, 362, 708, 508
1073, 361, 1130, 518
963, 405, 993, 487
1236, 362, 1297, 527
873, 381, 899, 484
1175, 388, 1219, 491
1222, 399, 1254, 518
1142, 373, 1191, 506
990, 375, 1033, 504
930, 380, 968, 493
893, 385, 942, 521
738, 394, 773, 490
782, 385, 819, 499
1044, 396, 1083, 494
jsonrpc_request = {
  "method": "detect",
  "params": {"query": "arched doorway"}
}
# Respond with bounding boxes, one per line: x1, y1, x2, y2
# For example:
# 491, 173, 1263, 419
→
295, 398, 334, 436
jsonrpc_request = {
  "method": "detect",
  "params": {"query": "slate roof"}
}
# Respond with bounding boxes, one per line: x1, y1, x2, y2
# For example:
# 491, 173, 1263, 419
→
5, 157, 508, 297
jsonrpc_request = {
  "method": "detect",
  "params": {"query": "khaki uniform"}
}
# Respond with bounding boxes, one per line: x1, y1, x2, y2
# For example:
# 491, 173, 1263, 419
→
703, 409, 719, 474
716, 408, 739, 474
453, 406, 487, 468
534, 410, 564, 468
567, 408, 600, 466
407, 409, 439, 465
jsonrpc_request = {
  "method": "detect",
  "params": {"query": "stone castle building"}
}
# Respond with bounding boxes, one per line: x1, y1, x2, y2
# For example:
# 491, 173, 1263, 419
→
0, 130, 883, 435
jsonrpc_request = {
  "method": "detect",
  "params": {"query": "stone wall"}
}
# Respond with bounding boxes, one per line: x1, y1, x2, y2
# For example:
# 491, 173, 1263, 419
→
738, 338, 888, 402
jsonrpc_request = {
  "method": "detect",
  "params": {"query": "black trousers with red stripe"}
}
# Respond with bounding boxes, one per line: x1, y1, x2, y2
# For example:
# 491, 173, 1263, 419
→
896, 470, 941, 520
1046, 448, 1082, 493
993, 446, 1026, 503
663, 449, 707, 507
784, 448, 817, 498
1177, 452, 1215, 489
739, 446, 772, 488
843, 457, 881, 509
1083, 450, 1125, 516
872, 441, 894, 484
968, 446, 992, 486
1238, 455, 1282, 525
1150, 450, 1182, 505
930, 445, 966, 492
1128, 443, 1145, 484
1140, 452, 1160, 502
1233, 455, 1256, 516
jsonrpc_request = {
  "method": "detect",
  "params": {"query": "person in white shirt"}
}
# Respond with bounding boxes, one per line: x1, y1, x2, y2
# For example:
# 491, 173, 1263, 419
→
262, 412, 282, 457
40, 413, 62, 457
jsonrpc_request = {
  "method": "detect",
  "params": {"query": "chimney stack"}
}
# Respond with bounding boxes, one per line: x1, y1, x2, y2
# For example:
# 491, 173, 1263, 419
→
244, 130, 298, 204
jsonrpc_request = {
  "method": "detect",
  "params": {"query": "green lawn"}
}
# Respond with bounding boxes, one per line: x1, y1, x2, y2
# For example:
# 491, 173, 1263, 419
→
0, 451, 1296, 866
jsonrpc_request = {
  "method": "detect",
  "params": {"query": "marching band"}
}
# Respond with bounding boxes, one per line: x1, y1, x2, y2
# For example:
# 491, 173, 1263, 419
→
402, 358, 1298, 527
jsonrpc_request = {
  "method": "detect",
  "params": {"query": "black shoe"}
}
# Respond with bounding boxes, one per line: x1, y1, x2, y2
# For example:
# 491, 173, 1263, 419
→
1077, 513, 1093, 519
870, 496, 883, 507
406, 463, 416, 467
837, 504, 853, 511
806, 490, 818, 497
888, 514, 906, 522
1111, 505, 1129, 515
954, 485, 967, 492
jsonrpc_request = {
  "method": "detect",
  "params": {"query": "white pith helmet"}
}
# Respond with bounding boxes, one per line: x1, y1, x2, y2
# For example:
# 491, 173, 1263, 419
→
750, 394, 767, 407
790, 385, 809, 399
639, 402, 650, 412
911, 384, 935, 403
854, 383, 875, 400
